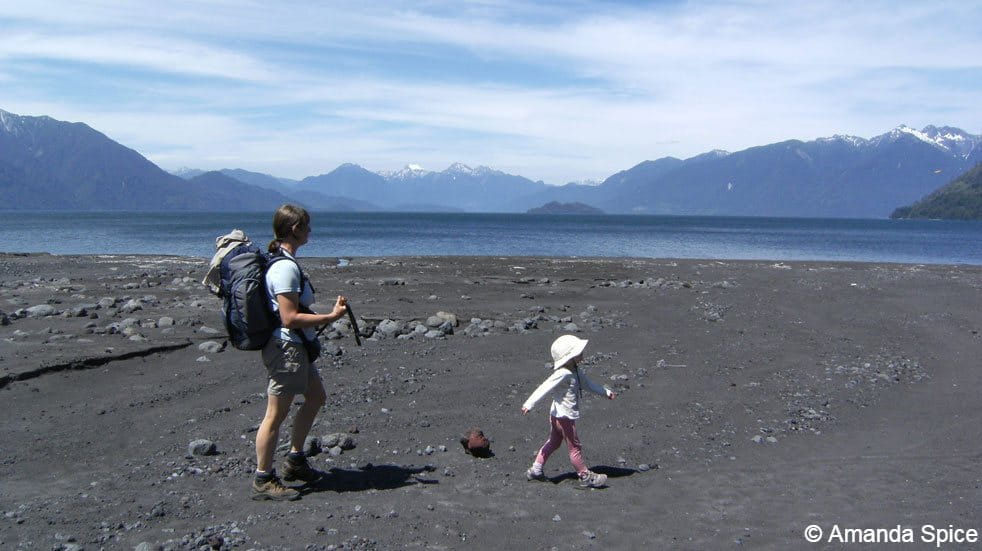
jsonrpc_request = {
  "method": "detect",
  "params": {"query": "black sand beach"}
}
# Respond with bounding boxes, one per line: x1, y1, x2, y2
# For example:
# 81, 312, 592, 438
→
1, 253, 980, 550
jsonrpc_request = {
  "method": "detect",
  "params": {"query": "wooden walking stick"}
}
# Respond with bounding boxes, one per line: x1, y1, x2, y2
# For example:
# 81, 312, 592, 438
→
345, 304, 362, 346
315, 303, 362, 346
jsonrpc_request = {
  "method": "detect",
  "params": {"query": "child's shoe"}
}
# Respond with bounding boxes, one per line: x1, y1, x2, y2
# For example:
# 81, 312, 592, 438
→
578, 470, 608, 488
526, 467, 547, 482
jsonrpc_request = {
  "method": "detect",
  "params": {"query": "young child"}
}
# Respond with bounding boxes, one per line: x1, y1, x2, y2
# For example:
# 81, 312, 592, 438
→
521, 335, 617, 488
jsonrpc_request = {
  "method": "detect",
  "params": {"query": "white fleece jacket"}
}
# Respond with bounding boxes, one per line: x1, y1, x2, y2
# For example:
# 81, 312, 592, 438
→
522, 367, 612, 420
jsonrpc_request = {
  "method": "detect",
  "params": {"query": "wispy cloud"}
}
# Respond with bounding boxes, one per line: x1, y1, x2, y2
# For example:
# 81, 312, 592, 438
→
2, 0, 980, 183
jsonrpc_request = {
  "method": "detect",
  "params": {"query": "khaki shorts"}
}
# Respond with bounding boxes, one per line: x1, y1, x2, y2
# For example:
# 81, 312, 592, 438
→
261, 338, 319, 396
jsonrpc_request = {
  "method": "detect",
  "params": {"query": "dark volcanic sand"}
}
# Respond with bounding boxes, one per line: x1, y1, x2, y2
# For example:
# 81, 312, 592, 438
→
0, 253, 980, 550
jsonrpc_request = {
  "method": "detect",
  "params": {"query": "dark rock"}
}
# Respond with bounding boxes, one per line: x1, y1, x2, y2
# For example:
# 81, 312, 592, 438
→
460, 428, 492, 458
188, 439, 217, 456
322, 433, 356, 450
304, 436, 322, 456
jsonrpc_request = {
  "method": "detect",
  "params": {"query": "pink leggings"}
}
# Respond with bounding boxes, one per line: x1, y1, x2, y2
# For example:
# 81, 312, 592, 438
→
535, 415, 587, 475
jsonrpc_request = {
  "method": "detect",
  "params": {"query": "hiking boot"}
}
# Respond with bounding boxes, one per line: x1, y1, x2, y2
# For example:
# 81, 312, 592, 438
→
282, 456, 322, 483
251, 474, 301, 501
578, 470, 608, 489
526, 468, 547, 482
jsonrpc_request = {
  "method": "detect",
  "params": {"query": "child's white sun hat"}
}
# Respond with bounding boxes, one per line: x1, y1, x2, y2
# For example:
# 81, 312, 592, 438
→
551, 335, 589, 369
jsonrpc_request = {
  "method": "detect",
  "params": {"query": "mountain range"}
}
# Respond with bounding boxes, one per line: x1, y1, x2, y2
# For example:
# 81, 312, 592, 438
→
2, 108, 980, 217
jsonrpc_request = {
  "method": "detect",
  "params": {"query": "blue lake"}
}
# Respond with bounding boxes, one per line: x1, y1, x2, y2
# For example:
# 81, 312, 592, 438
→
2, 212, 980, 265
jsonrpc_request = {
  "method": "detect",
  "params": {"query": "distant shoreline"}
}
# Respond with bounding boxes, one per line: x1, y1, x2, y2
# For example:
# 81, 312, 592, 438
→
2, 251, 980, 268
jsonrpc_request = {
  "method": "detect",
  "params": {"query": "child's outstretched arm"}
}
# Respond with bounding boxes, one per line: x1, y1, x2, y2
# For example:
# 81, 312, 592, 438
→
581, 371, 617, 399
520, 369, 570, 414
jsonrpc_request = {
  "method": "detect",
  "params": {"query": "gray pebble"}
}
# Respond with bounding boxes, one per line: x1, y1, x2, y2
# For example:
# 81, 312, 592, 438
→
26, 304, 56, 317
119, 317, 140, 329
120, 299, 143, 313
425, 315, 444, 328
198, 341, 224, 354
435, 311, 458, 326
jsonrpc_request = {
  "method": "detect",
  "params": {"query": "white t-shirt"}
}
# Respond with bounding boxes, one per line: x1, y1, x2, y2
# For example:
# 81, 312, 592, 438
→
265, 251, 316, 343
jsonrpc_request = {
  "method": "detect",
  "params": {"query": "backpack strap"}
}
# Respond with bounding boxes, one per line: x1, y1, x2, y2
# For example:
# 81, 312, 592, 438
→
267, 254, 312, 295
266, 253, 316, 347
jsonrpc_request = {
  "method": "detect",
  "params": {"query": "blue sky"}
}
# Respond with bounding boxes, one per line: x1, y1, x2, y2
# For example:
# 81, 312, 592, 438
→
2, 1, 980, 184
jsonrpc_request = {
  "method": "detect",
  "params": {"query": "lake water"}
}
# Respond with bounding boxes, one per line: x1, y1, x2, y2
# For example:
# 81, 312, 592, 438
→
2, 212, 980, 265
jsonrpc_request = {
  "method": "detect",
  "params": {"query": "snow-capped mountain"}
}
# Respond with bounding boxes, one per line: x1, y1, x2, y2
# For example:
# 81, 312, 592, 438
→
870, 125, 981, 158
920, 125, 979, 158
172, 167, 206, 179
564, 178, 604, 187
444, 162, 497, 177
299, 161, 546, 211
816, 134, 868, 147
381, 162, 499, 180
382, 163, 432, 180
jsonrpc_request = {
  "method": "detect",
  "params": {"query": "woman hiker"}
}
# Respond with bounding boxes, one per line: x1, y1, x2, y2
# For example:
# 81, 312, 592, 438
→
252, 204, 348, 501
